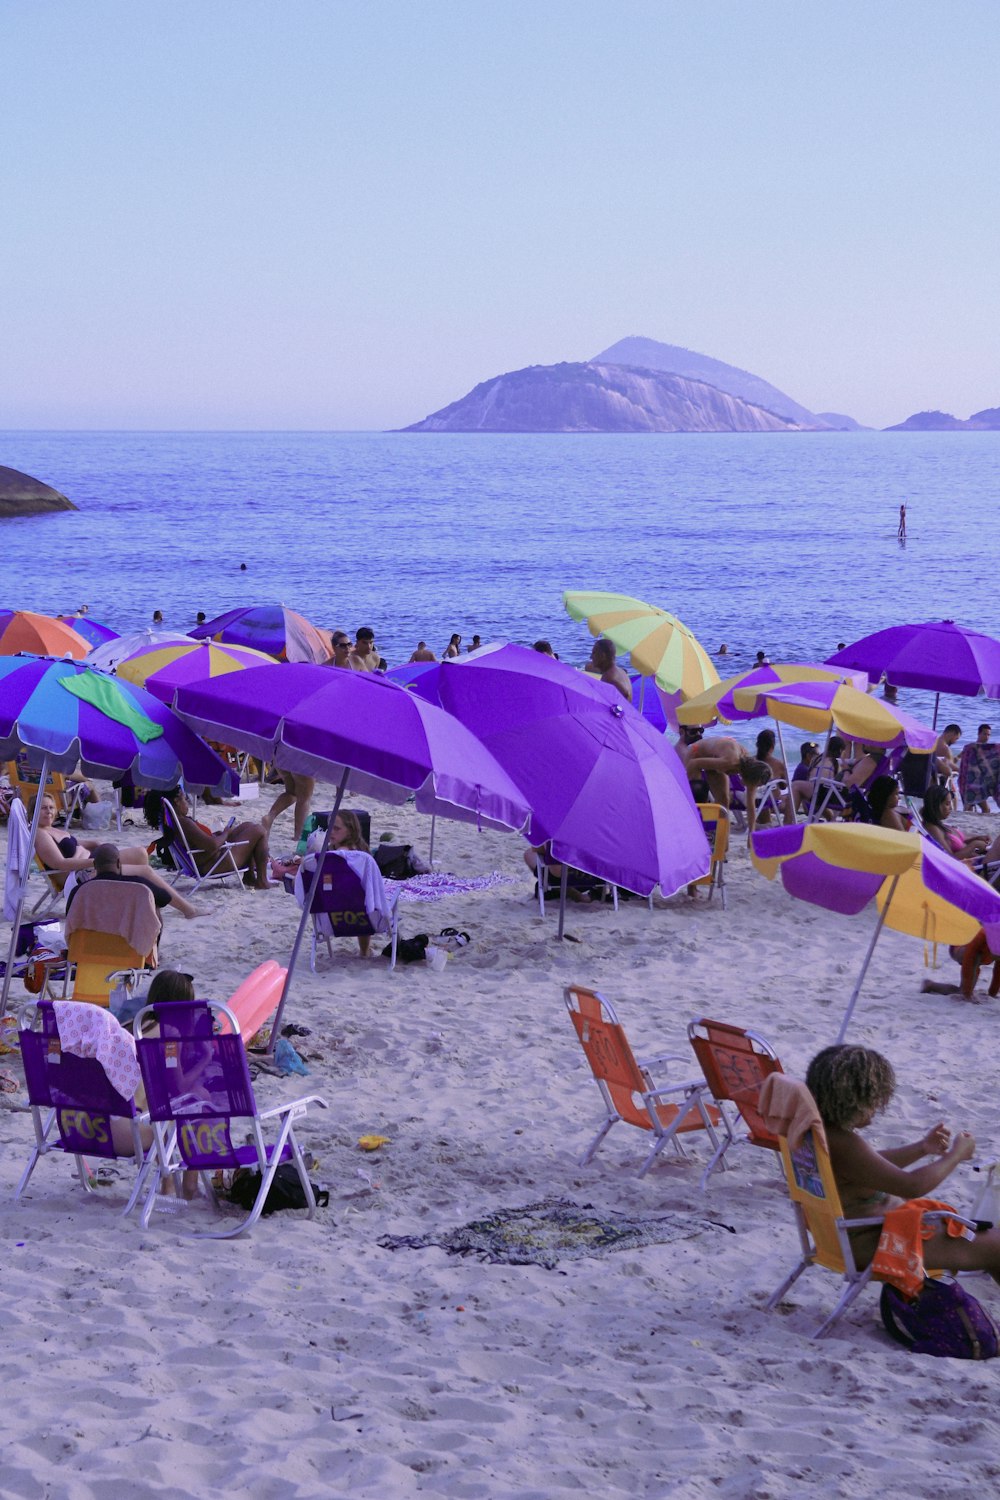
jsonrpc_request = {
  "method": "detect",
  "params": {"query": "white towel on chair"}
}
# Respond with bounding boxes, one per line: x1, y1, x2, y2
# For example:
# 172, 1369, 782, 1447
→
4, 800, 34, 922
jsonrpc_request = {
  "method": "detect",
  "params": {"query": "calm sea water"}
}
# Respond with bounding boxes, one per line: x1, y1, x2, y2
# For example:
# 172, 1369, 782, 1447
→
2, 430, 998, 732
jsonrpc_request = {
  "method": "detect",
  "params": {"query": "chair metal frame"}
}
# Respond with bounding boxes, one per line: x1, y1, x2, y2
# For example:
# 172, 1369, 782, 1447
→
133, 996, 327, 1238
692, 803, 729, 908
564, 985, 722, 1178
160, 799, 247, 894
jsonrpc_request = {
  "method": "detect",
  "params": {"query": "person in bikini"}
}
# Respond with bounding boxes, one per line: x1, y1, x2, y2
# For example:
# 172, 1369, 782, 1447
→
682, 736, 770, 829
806, 1043, 1000, 1281
30, 794, 202, 918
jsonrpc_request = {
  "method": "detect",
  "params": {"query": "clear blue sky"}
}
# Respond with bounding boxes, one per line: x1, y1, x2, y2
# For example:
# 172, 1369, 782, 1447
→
2, 1, 997, 429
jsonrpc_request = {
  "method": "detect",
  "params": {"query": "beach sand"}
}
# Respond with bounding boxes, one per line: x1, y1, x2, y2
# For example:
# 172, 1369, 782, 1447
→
3, 787, 1000, 1499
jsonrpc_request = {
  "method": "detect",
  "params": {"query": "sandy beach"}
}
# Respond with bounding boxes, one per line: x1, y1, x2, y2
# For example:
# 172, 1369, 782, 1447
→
3, 783, 1000, 1500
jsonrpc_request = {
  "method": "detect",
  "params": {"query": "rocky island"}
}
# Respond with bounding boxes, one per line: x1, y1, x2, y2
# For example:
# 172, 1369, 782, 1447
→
0, 465, 76, 518
885, 408, 1000, 431
403, 359, 828, 434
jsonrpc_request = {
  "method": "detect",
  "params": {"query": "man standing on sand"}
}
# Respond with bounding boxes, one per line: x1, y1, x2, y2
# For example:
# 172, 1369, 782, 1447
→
350, 627, 379, 671
585, 638, 632, 703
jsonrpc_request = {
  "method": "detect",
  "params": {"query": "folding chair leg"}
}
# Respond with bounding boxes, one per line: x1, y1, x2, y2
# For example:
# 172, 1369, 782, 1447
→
812, 1271, 873, 1339
766, 1256, 812, 1310
579, 1115, 618, 1166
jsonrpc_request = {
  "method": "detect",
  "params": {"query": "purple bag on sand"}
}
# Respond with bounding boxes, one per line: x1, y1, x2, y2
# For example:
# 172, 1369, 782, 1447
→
880, 1279, 999, 1360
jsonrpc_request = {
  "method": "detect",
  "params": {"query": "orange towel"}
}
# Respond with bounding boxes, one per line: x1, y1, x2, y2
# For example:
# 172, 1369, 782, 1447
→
871, 1198, 974, 1298
758, 1074, 827, 1153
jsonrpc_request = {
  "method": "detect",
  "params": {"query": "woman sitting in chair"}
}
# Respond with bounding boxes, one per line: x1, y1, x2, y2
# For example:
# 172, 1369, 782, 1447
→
921, 785, 1000, 866
868, 775, 908, 831
807, 1043, 1000, 1281
144, 788, 272, 891
30, 794, 202, 919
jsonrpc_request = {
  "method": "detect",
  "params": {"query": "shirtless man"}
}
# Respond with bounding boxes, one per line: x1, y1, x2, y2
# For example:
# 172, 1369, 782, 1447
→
409, 641, 437, 663
587, 639, 632, 703
683, 736, 771, 830
350, 627, 379, 672
934, 723, 962, 782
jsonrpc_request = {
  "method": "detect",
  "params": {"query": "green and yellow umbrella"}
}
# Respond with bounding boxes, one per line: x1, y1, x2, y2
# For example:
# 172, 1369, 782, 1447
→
563, 590, 719, 700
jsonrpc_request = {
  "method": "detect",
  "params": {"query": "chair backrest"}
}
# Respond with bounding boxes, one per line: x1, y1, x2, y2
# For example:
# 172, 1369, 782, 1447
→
777, 1127, 850, 1274
564, 985, 651, 1130
160, 798, 200, 877
135, 998, 260, 1169
848, 786, 875, 824
688, 1018, 782, 1147
19, 1000, 138, 1158
899, 750, 933, 798
6, 757, 69, 811
695, 803, 729, 879
300, 851, 375, 938
66, 881, 159, 1006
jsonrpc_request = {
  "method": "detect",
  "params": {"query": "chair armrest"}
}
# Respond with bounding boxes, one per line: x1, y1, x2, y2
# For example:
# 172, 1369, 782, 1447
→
221, 838, 250, 851
258, 1095, 329, 1120
840, 1215, 890, 1231
636, 1051, 687, 1070
645, 1079, 707, 1103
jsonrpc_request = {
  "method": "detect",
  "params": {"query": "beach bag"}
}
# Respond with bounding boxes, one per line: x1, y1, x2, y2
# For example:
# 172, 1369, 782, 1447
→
880, 1278, 999, 1359
81, 799, 113, 830
374, 844, 426, 881
227, 1164, 329, 1215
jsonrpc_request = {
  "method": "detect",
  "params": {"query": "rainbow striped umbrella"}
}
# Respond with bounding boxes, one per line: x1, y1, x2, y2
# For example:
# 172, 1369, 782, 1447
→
115, 639, 275, 704
563, 590, 719, 701
676, 662, 869, 726
190, 605, 332, 664
0, 610, 89, 659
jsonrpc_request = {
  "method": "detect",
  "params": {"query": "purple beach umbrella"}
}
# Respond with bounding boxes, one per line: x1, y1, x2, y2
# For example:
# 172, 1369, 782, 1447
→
410, 644, 710, 921
172, 663, 533, 1040
190, 605, 331, 664
827, 620, 1000, 726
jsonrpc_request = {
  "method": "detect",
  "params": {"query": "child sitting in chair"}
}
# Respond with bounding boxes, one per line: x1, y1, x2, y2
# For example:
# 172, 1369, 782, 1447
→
807, 1043, 1000, 1282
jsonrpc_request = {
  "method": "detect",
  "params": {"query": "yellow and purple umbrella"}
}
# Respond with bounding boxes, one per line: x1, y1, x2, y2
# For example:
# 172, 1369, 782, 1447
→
0, 610, 89, 660
115, 639, 275, 704
730, 680, 937, 751
676, 662, 868, 726
752, 821, 1000, 1040
562, 590, 719, 702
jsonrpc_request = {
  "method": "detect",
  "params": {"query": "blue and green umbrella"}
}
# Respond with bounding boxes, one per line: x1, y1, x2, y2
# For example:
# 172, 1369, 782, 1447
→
0, 655, 236, 1006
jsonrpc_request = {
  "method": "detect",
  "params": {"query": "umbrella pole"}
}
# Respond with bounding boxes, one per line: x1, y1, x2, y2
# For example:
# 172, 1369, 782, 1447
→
933, 692, 940, 730
557, 865, 569, 940
429, 813, 436, 868
774, 721, 795, 824
1, 754, 51, 1013
639, 675, 647, 714
835, 875, 900, 1044
267, 766, 350, 1053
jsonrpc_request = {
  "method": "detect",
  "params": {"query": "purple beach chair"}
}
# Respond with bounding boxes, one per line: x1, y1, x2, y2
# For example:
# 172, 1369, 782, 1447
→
298, 850, 399, 970
15, 1000, 150, 1213
133, 997, 327, 1238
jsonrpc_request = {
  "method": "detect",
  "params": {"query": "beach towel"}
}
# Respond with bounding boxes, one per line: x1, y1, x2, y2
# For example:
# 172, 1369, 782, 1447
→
52, 999, 141, 1099
378, 1198, 733, 1270
64, 878, 161, 959
4, 799, 34, 922
758, 1074, 827, 1153
384, 870, 522, 903
871, 1198, 974, 1298
959, 742, 1000, 808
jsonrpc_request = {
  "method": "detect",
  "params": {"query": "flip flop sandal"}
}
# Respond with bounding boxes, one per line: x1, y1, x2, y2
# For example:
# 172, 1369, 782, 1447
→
437, 928, 471, 950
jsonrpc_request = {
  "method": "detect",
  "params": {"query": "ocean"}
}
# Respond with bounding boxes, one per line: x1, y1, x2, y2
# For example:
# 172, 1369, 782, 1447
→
1, 429, 998, 732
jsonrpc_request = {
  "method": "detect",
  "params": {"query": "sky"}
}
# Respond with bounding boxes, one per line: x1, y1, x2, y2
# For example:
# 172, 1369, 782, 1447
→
1, 1, 998, 430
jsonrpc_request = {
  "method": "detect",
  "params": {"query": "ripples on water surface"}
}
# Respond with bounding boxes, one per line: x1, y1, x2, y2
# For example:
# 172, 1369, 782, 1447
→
1, 429, 998, 729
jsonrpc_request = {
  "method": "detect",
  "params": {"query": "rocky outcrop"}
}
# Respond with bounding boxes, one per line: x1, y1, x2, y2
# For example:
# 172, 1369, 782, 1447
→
817, 411, 870, 431
884, 409, 1000, 431
592, 336, 836, 428
403, 361, 817, 433
0, 465, 75, 518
